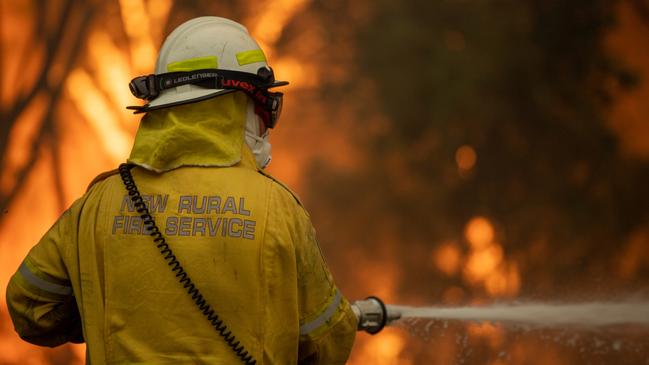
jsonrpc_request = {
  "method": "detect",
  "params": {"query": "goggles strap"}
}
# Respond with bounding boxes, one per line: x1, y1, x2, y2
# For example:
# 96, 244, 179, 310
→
129, 68, 283, 127
155, 69, 271, 94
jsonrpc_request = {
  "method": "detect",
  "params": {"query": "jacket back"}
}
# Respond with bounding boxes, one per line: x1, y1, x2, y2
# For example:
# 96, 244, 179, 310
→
6, 149, 357, 364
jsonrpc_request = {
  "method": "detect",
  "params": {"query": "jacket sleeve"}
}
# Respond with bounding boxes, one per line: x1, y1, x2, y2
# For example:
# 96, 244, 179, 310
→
5, 205, 84, 347
294, 210, 357, 365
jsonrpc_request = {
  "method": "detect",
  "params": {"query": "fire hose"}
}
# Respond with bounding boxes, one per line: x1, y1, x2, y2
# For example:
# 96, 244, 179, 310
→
351, 296, 402, 334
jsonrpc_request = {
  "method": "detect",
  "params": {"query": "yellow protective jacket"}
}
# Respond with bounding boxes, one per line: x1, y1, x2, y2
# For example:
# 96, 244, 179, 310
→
6, 95, 357, 364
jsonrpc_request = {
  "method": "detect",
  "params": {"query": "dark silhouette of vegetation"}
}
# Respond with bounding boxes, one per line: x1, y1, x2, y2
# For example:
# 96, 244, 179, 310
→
0, 0, 95, 212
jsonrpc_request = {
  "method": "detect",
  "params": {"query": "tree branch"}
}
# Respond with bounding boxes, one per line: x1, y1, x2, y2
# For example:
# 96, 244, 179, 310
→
0, 0, 74, 166
0, 2, 95, 213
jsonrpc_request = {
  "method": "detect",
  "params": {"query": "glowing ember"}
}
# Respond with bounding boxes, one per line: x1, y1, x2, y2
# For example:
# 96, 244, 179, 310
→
432, 241, 462, 276
464, 244, 504, 283
465, 217, 495, 250
455, 144, 477, 171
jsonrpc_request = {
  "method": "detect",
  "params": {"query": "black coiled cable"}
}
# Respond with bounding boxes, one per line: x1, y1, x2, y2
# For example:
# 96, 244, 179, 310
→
118, 163, 257, 365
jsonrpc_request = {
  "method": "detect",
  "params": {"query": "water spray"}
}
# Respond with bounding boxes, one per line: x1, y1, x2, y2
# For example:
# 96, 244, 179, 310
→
351, 297, 649, 363
352, 297, 649, 333
351, 296, 402, 334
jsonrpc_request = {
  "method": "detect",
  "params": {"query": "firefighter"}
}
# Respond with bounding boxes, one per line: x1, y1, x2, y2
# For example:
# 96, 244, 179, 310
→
6, 16, 357, 364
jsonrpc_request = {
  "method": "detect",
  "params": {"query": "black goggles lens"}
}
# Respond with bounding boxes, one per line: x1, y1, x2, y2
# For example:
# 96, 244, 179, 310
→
269, 93, 283, 128
264, 93, 284, 128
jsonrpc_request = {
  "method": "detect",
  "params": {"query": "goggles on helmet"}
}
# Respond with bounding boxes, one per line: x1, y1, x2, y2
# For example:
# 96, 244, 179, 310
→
128, 67, 287, 129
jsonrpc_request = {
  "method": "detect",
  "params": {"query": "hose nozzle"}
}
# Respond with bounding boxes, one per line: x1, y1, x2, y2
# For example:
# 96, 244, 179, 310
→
351, 296, 402, 334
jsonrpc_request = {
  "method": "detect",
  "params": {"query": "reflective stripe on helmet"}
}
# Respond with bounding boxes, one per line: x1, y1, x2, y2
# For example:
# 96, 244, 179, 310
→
236, 50, 266, 66
18, 261, 73, 296
299, 288, 342, 336
167, 56, 218, 72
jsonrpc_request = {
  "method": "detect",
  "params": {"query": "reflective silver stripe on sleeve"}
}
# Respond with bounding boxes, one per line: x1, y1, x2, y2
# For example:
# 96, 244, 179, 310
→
299, 289, 342, 336
19, 262, 72, 296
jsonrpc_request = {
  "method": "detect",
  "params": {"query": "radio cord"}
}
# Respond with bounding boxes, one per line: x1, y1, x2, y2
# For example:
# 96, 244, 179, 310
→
118, 163, 257, 365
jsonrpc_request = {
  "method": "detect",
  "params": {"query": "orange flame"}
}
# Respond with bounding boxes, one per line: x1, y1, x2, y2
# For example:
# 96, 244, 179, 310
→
65, 68, 132, 162
432, 241, 462, 276
118, 0, 158, 73
462, 217, 521, 297
456, 145, 477, 172
465, 216, 495, 250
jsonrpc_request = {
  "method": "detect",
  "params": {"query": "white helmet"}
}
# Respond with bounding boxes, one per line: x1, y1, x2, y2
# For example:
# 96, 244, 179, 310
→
128, 16, 287, 128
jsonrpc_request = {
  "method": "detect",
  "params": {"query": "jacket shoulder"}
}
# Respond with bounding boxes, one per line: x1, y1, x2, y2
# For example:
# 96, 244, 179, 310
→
86, 168, 120, 192
258, 170, 305, 209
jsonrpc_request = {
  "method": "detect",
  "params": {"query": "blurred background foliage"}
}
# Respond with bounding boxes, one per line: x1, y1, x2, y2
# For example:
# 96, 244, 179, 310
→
313, 0, 649, 298
1, 0, 649, 364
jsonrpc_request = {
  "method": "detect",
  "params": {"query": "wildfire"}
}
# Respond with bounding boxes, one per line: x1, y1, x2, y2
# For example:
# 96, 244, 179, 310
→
455, 144, 477, 172
246, 0, 310, 58
606, 0, 649, 159
433, 241, 462, 277
1, 1, 648, 364
0, 94, 47, 195
66, 68, 132, 162
463, 217, 521, 297
118, 0, 162, 74
350, 329, 410, 365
